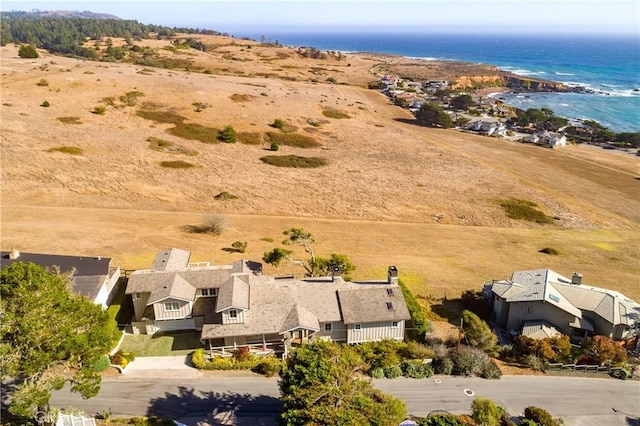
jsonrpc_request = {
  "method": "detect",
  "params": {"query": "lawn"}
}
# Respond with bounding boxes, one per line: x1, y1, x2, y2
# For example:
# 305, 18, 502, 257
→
120, 331, 203, 356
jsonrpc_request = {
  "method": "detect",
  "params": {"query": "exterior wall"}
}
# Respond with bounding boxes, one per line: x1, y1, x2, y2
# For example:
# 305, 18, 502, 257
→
154, 318, 196, 332
132, 292, 151, 321
506, 301, 575, 335
346, 320, 405, 344
493, 297, 510, 328
152, 298, 192, 320
221, 308, 245, 324
315, 321, 348, 342
589, 314, 614, 338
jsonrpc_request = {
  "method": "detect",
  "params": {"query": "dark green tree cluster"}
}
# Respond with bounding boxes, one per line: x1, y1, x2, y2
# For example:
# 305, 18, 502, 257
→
1, 262, 120, 418
398, 280, 430, 341
513, 107, 568, 131
279, 340, 406, 425
416, 102, 454, 128
449, 94, 475, 111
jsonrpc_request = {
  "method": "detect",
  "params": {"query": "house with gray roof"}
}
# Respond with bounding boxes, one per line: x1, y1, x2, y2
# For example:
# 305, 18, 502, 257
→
1, 249, 120, 308
126, 249, 411, 354
483, 269, 640, 343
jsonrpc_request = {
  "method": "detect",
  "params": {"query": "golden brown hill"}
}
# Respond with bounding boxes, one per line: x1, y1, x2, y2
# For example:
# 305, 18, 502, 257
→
1, 37, 638, 300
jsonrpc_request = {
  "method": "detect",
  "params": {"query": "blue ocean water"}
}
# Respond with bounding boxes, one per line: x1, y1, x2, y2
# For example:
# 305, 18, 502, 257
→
249, 32, 640, 132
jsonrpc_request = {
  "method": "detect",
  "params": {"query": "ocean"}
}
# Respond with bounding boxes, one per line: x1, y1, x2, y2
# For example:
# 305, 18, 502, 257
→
245, 32, 639, 132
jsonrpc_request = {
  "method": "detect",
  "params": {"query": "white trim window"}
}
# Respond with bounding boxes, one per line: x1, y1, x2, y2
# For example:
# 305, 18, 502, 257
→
354, 324, 361, 331
229, 309, 238, 319
164, 301, 180, 311
324, 323, 332, 332
200, 288, 217, 297
391, 321, 398, 328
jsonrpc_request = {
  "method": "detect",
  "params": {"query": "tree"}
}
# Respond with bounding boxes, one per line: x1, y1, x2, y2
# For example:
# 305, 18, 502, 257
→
1, 262, 119, 417
279, 340, 406, 425
583, 335, 627, 366
416, 102, 454, 128
263, 228, 356, 279
471, 397, 502, 426
462, 310, 498, 355
450, 94, 475, 111
18, 44, 38, 58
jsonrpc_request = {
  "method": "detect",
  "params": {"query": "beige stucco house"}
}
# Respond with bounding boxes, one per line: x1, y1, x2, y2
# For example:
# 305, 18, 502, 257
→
484, 269, 640, 343
125, 249, 411, 354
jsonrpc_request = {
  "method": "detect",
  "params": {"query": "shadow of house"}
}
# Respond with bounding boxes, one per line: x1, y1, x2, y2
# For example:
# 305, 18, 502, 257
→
146, 386, 281, 426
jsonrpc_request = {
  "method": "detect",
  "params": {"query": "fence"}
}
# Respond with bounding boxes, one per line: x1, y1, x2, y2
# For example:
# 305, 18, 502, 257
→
55, 413, 95, 426
547, 362, 622, 375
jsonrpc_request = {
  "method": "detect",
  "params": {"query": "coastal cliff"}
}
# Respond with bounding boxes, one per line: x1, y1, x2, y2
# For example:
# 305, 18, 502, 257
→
452, 74, 573, 92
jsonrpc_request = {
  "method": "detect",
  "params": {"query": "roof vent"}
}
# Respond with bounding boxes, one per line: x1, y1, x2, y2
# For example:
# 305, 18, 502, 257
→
571, 273, 583, 285
386, 302, 394, 310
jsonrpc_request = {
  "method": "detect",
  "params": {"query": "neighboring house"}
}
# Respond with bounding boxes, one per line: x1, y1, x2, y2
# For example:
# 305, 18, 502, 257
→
380, 74, 401, 89
467, 120, 507, 136
126, 249, 411, 355
483, 269, 640, 343
524, 131, 567, 147
0, 249, 120, 308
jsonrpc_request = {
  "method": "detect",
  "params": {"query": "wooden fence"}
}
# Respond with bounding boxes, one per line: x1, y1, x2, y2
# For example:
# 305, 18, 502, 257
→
547, 362, 622, 375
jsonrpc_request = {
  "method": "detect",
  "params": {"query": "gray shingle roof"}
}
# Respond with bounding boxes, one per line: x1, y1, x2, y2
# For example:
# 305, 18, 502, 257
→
148, 274, 196, 304
151, 248, 190, 271
216, 275, 250, 311
338, 287, 411, 324
280, 304, 320, 334
522, 320, 562, 339
126, 268, 232, 294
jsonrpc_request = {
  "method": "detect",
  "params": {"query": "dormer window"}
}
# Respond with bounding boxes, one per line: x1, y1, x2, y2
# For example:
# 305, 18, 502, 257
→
229, 309, 238, 319
386, 302, 394, 310
164, 302, 180, 311
387, 288, 394, 296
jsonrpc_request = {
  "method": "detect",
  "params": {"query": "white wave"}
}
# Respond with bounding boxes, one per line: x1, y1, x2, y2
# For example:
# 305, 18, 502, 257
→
406, 56, 440, 61
554, 72, 575, 76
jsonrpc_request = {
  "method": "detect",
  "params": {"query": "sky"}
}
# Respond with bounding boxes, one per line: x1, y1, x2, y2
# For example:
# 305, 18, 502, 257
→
2, 0, 639, 35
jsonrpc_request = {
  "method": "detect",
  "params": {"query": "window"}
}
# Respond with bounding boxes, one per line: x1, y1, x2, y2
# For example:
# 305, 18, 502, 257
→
354, 324, 361, 331
164, 302, 180, 311
324, 323, 332, 332
386, 302, 394, 310
391, 321, 398, 328
133, 293, 140, 299
229, 309, 238, 319
387, 288, 394, 296
200, 288, 217, 297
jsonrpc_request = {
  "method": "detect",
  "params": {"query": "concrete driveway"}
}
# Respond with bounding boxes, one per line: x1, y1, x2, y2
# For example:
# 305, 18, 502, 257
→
123, 355, 200, 378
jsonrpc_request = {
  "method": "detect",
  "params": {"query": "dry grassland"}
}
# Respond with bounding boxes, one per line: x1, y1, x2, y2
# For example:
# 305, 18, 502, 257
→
1, 38, 638, 301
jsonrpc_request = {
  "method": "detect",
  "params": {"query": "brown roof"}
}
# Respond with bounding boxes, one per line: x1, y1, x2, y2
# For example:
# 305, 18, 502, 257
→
338, 287, 411, 324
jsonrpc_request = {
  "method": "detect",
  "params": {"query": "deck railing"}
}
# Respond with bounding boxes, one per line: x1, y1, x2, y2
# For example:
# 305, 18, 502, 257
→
206, 342, 282, 358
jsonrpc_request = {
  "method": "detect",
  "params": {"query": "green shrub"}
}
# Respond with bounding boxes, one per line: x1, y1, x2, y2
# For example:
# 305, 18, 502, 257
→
369, 367, 385, 379
453, 346, 488, 376
270, 142, 279, 151
499, 199, 552, 224
41, 100, 50, 107
123, 352, 136, 363
265, 132, 321, 148
136, 110, 186, 125
218, 125, 237, 143
110, 351, 128, 368
252, 357, 284, 377
271, 118, 285, 129
93, 105, 106, 115
418, 414, 462, 426
433, 356, 454, 375
92, 354, 111, 372
478, 358, 502, 379
383, 365, 403, 379
36, 78, 49, 87
18, 44, 38, 58
192, 348, 280, 375
398, 280, 430, 341
471, 397, 502, 426
322, 109, 350, 119
539, 247, 560, 255
231, 241, 248, 253
160, 160, 195, 168
186, 214, 228, 235
119, 91, 144, 107
48, 146, 83, 155
402, 361, 433, 379
524, 406, 561, 426
57, 116, 81, 124
524, 354, 546, 371
260, 155, 327, 168
214, 191, 239, 200
401, 341, 435, 360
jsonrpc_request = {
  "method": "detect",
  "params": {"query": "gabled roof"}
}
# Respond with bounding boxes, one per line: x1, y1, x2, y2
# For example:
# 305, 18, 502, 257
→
279, 304, 320, 334
338, 287, 411, 325
147, 274, 196, 305
216, 275, 250, 312
522, 320, 562, 339
151, 248, 190, 271
0, 251, 111, 276
126, 268, 233, 294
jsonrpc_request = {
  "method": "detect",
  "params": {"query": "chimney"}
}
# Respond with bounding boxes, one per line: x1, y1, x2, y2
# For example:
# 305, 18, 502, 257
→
388, 266, 398, 285
331, 266, 341, 282
571, 272, 583, 285
9, 249, 20, 259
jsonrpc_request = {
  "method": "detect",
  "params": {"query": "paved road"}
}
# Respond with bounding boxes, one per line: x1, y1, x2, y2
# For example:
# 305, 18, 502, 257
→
49, 375, 640, 425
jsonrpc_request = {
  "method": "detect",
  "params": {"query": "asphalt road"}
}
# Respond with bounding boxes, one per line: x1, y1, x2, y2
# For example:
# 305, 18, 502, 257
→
48, 375, 640, 425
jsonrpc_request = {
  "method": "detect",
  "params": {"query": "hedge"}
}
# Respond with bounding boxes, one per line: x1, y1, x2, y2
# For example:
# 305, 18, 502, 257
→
191, 348, 283, 376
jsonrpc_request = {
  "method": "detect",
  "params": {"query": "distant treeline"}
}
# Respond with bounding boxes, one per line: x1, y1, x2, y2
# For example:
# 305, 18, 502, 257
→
0, 11, 232, 57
